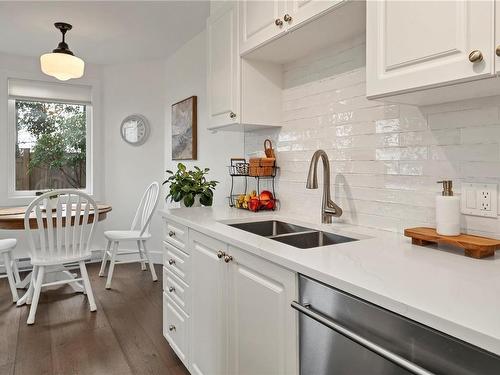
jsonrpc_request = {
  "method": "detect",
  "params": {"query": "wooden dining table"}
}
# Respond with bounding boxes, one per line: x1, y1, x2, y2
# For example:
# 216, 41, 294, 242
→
0, 204, 112, 230
0, 203, 112, 306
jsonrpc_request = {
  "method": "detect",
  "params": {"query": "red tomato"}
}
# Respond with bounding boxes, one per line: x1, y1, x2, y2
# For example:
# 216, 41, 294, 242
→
249, 198, 260, 212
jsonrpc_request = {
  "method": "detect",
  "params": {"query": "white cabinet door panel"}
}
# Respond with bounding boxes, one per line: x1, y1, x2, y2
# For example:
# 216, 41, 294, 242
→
286, 0, 340, 28
163, 293, 189, 367
240, 0, 287, 54
207, 5, 239, 128
367, 0, 494, 97
190, 231, 228, 375
228, 246, 298, 375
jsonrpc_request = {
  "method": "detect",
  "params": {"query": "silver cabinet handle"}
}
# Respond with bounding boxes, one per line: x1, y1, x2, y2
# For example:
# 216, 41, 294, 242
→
275, 18, 283, 27
223, 254, 233, 263
229, 111, 236, 119
216, 250, 225, 259
291, 301, 435, 375
168, 230, 175, 237
284, 14, 292, 23
168, 286, 175, 293
168, 325, 176, 332
468, 50, 483, 63
168, 259, 175, 265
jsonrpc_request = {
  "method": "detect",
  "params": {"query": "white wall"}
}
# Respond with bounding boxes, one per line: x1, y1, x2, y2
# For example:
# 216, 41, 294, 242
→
245, 36, 500, 238
101, 59, 166, 256
164, 31, 244, 208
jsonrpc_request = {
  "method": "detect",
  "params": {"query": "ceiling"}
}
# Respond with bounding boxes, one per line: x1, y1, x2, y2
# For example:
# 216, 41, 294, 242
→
0, 1, 210, 65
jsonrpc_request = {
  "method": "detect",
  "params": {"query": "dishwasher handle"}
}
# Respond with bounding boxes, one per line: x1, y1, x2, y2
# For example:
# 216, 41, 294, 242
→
291, 301, 435, 375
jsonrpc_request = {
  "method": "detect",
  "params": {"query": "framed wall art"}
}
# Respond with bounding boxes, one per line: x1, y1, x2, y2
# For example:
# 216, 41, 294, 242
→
171, 95, 197, 160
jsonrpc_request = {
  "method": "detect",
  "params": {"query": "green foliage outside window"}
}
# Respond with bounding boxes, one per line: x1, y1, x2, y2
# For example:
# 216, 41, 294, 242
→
16, 100, 86, 189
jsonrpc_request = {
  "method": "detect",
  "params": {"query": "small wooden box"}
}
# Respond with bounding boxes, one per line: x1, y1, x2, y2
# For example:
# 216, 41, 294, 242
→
249, 157, 275, 177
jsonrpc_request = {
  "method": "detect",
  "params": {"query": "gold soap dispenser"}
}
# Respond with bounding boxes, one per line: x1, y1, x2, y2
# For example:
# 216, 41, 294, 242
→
436, 180, 460, 236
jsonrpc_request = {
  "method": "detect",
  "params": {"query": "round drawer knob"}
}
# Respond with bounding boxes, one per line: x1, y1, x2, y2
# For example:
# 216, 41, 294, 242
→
284, 14, 292, 23
496, 45, 500, 57
224, 254, 233, 263
468, 50, 483, 63
168, 325, 176, 332
216, 250, 225, 259
168, 286, 175, 293
168, 259, 176, 265
168, 230, 175, 237
229, 111, 236, 119
275, 18, 283, 27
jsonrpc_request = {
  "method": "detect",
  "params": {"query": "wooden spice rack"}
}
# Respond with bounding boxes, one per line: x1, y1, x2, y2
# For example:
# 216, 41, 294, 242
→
404, 227, 500, 259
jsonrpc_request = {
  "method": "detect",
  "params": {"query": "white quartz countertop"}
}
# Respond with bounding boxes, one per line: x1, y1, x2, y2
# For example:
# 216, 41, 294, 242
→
159, 206, 500, 356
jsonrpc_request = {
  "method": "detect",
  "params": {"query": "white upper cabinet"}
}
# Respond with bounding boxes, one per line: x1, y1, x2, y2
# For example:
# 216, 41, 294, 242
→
286, 0, 341, 28
239, 0, 287, 55
207, 2, 283, 131
240, 0, 346, 56
207, 4, 239, 128
496, 0, 500, 73
367, 0, 495, 99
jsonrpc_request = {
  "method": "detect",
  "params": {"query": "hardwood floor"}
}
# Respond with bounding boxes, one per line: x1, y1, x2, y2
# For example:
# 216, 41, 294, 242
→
0, 263, 189, 375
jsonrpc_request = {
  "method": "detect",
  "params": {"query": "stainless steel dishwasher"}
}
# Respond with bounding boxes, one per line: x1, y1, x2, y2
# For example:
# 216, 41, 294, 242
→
292, 275, 500, 375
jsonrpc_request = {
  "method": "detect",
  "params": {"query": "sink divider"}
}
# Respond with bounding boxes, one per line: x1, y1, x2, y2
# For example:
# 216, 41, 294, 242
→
267, 230, 319, 240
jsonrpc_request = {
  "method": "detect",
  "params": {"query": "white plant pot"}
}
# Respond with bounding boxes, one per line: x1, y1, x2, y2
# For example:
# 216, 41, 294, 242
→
180, 195, 202, 208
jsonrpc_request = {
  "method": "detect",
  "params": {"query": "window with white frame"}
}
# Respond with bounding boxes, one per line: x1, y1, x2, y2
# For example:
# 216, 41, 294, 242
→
8, 79, 92, 194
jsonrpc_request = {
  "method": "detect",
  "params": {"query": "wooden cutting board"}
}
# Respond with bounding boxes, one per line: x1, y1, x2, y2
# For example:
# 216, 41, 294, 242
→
404, 227, 500, 259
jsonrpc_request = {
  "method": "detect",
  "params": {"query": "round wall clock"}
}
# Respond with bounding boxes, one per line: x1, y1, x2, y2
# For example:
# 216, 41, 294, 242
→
120, 114, 150, 146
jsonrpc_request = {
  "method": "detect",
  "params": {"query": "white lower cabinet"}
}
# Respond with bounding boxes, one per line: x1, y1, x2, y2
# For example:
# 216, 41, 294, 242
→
190, 231, 228, 375
163, 223, 298, 375
163, 293, 189, 364
228, 246, 298, 375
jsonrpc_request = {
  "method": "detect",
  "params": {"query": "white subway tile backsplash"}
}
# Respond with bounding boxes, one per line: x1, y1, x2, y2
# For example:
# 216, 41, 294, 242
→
244, 42, 500, 237
376, 146, 428, 161
428, 107, 499, 130
429, 144, 499, 162
460, 125, 500, 144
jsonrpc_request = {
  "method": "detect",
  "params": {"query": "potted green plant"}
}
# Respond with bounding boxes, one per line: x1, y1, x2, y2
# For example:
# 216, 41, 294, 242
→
163, 163, 219, 207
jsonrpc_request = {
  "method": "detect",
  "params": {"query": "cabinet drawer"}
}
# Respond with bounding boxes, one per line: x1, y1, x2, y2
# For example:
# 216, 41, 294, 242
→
163, 241, 191, 284
163, 218, 188, 252
163, 267, 190, 315
163, 293, 189, 366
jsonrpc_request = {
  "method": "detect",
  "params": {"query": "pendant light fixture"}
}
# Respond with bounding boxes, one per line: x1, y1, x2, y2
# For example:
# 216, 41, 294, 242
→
40, 22, 85, 81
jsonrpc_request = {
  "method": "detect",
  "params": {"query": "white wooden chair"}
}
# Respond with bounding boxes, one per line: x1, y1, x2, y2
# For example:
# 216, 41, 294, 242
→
99, 182, 159, 289
0, 239, 21, 303
24, 190, 98, 324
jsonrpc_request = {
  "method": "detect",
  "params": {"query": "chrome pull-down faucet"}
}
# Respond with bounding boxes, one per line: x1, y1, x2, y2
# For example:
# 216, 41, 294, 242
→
306, 150, 342, 223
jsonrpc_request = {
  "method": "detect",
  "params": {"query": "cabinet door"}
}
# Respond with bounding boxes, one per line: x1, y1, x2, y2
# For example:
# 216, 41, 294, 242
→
286, 0, 341, 29
190, 231, 228, 375
367, 0, 494, 98
228, 246, 298, 375
240, 0, 287, 55
496, 0, 500, 73
207, 4, 240, 128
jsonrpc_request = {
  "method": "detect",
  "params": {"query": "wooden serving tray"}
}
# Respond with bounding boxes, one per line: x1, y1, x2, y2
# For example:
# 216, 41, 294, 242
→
404, 227, 500, 259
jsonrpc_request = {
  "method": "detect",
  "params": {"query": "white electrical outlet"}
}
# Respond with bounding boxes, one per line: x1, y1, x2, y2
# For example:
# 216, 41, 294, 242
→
480, 190, 491, 211
461, 183, 498, 218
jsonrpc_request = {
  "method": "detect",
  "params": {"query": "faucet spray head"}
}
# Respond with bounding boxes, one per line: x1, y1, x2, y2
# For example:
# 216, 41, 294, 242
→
306, 167, 318, 189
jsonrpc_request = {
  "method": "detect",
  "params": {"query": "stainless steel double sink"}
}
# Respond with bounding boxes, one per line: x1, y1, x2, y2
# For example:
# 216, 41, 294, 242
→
228, 220, 358, 249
